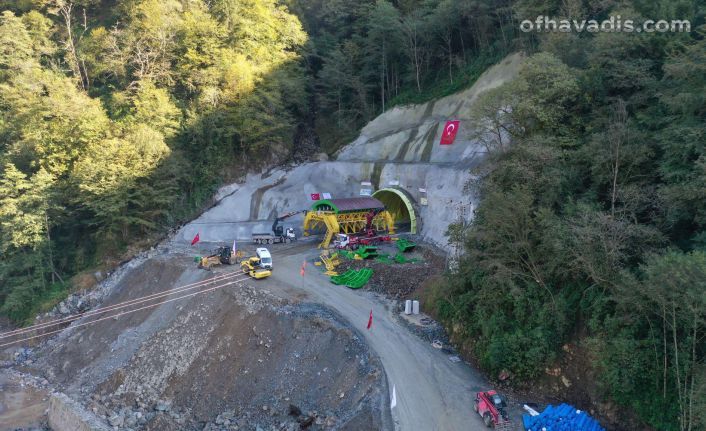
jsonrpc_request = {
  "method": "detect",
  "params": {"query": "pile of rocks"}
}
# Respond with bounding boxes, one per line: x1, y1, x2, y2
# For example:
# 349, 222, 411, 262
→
50, 293, 93, 318
87, 396, 191, 430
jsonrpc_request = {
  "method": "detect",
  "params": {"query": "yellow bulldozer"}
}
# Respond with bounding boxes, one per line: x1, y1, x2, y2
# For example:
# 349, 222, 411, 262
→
197, 246, 243, 270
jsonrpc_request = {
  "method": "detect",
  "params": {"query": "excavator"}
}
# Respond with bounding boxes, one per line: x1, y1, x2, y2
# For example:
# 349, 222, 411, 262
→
252, 210, 303, 244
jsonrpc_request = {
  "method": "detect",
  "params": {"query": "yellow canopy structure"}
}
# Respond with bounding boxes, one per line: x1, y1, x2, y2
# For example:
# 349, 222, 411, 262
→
303, 197, 395, 248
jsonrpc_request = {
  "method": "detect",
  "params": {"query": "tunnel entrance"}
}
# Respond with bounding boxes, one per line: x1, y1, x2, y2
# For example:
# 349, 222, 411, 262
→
372, 188, 417, 234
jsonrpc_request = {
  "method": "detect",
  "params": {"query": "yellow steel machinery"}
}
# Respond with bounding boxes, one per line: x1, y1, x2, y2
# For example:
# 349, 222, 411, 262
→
198, 247, 243, 270
240, 257, 272, 279
319, 251, 341, 276
303, 197, 395, 248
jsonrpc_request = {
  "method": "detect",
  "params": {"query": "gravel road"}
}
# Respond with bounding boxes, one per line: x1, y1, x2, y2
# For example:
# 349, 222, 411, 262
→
267, 243, 496, 431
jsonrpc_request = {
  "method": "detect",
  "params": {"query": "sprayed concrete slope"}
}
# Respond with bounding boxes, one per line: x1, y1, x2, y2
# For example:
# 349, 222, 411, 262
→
179, 53, 524, 249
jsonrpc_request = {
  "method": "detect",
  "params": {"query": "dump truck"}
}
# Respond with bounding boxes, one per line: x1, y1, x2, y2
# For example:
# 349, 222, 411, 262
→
252, 211, 301, 244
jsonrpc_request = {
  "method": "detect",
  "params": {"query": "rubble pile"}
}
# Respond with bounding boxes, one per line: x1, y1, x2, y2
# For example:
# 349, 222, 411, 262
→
26, 258, 388, 430
336, 245, 444, 298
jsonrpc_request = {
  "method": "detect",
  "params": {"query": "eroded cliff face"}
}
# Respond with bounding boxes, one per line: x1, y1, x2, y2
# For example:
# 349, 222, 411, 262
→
179, 53, 524, 250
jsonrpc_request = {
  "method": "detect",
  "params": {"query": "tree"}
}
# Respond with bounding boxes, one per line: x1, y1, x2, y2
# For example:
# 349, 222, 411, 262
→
0, 164, 53, 253
0, 65, 111, 177
0, 164, 55, 320
425, 0, 461, 84
400, 9, 427, 93
49, 0, 90, 90
71, 125, 171, 240
467, 53, 579, 154
364, 0, 402, 111
614, 251, 706, 431
0, 11, 34, 72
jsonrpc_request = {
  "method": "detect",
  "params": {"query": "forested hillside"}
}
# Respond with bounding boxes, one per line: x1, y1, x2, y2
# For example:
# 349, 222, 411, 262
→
0, 0, 704, 430
0, 0, 313, 323
425, 3, 706, 431
0, 0, 515, 323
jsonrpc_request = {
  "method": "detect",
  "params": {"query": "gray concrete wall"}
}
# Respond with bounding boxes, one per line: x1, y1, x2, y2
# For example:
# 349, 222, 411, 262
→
48, 392, 110, 431
177, 53, 525, 251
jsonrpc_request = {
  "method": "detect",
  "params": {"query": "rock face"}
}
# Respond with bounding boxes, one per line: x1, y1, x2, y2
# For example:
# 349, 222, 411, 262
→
178, 53, 524, 250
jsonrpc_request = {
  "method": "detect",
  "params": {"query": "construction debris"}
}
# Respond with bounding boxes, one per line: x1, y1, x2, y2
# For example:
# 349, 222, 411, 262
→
335, 245, 444, 298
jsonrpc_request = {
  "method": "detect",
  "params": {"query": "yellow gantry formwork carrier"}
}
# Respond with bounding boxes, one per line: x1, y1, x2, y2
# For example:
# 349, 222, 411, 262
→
303, 197, 395, 248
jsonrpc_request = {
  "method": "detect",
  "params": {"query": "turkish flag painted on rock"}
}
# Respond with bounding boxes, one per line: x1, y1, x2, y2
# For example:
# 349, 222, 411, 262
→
367, 309, 373, 329
191, 232, 200, 246
440, 120, 460, 145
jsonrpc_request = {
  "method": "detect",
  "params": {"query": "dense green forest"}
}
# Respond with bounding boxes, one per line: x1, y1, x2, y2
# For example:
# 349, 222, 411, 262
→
0, 0, 704, 430
0, 0, 516, 323
429, 3, 706, 431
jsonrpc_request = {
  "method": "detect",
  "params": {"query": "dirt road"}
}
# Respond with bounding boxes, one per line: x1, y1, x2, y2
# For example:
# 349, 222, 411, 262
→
12, 239, 506, 431
266, 243, 493, 431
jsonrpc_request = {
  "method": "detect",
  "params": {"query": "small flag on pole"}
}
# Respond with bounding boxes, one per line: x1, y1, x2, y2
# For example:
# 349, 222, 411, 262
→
390, 385, 397, 409
310, 193, 321, 201
367, 309, 373, 329
191, 232, 200, 246
300, 260, 307, 277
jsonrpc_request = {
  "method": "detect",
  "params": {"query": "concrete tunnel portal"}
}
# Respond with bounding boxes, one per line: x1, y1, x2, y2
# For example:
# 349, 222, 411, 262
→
372, 188, 417, 234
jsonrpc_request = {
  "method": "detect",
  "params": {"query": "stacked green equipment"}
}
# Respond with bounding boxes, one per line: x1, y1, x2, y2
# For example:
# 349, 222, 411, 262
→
356, 245, 379, 259
330, 268, 373, 289
339, 246, 379, 260
396, 238, 416, 252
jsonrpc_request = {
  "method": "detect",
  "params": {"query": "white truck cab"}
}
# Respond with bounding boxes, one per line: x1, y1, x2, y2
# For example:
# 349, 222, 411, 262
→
256, 248, 273, 269
333, 233, 350, 248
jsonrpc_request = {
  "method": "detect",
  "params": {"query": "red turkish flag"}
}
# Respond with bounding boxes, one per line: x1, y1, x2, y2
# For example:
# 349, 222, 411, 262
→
300, 260, 306, 277
367, 309, 373, 330
310, 193, 321, 201
440, 120, 460, 145
191, 232, 200, 246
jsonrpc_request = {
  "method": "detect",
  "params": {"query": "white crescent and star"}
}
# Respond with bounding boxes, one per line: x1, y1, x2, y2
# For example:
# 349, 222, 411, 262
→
445, 123, 456, 136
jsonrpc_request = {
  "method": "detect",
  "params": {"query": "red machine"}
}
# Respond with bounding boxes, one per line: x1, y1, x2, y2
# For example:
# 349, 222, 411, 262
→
333, 232, 391, 250
333, 209, 391, 250
474, 390, 511, 429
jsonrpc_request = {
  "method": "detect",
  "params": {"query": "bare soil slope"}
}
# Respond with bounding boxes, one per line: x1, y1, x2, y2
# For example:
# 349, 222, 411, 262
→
31, 254, 389, 430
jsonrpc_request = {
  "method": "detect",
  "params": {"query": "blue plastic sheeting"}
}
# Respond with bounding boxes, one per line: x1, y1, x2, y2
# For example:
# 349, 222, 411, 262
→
523, 403, 605, 431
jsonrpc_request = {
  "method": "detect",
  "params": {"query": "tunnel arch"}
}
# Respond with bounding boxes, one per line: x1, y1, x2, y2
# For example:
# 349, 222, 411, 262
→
372, 188, 417, 234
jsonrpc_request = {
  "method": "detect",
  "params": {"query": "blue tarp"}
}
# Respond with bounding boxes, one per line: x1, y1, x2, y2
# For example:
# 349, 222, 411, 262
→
523, 403, 605, 431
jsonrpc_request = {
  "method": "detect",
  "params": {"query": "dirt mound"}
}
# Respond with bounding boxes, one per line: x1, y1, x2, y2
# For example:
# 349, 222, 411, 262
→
29, 257, 388, 430
335, 244, 445, 299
